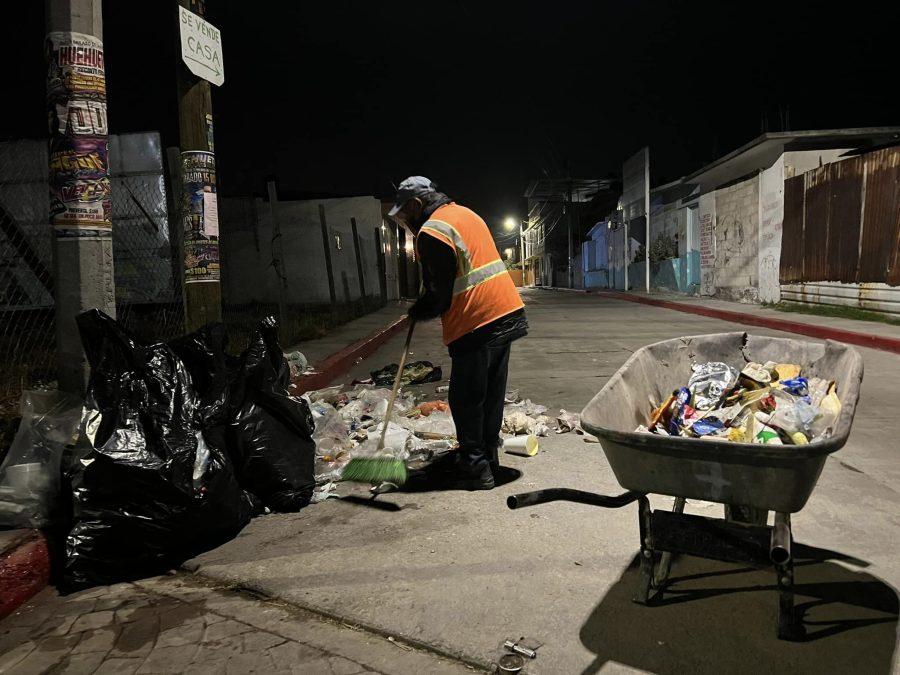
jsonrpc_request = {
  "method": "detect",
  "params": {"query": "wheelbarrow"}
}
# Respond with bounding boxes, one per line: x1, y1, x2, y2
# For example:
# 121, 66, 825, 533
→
507, 332, 864, 640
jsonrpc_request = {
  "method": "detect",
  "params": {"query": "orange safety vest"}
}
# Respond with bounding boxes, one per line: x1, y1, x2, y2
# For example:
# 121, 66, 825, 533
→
416, 203, 524, 346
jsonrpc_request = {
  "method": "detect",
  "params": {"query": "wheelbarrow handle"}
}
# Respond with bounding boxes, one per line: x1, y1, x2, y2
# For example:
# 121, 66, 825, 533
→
507, 488, 642, 510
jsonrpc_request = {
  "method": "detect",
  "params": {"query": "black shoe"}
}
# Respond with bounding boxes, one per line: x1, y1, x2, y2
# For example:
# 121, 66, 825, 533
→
407, 458, 495, 491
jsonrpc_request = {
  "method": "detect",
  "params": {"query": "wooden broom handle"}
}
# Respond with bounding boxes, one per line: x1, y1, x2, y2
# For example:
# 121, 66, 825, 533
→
377, 320, 416, 451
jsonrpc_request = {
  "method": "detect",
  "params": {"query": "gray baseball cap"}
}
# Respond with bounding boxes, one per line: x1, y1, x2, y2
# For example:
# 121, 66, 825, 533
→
388, 176, 437, 216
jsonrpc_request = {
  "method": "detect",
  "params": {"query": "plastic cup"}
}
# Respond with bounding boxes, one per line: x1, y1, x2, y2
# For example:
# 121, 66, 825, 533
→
504, 434, 538, 457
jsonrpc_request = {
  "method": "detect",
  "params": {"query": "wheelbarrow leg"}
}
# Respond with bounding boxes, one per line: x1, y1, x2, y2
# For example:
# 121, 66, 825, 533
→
634, 495, 654, 605
774, 512, 801, 640
652, 497, 686, 591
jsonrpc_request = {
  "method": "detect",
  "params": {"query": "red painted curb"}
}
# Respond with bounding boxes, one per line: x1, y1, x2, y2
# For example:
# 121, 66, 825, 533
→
597, 291, 900, 355
0, 530, 50, 621
292, 314, 411, 393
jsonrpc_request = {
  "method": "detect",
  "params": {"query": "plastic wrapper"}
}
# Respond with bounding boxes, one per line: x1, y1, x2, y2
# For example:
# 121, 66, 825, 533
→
64, 310, 253, 590
410, 400, 450, 417
556, 409, 581, 434
312, 402, 351, 453
286, 351, 308, 378
810, 387, 841, 440
0, 390, 81, 528
691, 418, 725, 437
688, 362, 739, 410
400, 410, 456, 437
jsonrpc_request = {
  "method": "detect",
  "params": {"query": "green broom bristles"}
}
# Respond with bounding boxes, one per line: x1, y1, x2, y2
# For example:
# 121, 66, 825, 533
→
341, 457, 408, 485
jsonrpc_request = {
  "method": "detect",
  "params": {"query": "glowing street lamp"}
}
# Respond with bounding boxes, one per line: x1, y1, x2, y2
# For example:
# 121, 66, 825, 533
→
503, 217, 517, 231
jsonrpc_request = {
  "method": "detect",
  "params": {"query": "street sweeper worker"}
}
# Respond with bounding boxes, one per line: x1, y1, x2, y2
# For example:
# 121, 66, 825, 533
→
389, 176, 528, 490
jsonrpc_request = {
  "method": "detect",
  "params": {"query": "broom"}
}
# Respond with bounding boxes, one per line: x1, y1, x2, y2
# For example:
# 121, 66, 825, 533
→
341, 320, 415, 485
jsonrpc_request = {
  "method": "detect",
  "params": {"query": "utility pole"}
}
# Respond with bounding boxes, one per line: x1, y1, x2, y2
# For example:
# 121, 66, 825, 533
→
45, 0, 115, 393
519, 219, 526, 283
266, 179, 288, 339
177, 0, 222, 331
644, 146, 650, 293
566, 181, 574, 288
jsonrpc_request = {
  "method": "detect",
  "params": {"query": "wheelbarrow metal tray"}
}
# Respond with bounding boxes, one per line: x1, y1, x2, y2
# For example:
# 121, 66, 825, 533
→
580, 332, 863, 513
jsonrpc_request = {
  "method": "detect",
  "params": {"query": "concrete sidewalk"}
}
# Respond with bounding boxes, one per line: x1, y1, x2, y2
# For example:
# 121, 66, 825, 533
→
285, 302, 411, 368
0, 573, 479, 674
601, 288, 900, 346
185, 289, 900, 674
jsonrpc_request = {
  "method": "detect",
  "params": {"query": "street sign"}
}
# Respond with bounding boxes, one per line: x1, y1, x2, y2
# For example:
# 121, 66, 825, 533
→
179, 6, 224, 86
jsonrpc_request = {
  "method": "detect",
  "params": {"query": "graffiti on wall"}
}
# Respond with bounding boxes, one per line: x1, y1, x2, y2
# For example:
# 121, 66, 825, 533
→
46, 31, 110, 235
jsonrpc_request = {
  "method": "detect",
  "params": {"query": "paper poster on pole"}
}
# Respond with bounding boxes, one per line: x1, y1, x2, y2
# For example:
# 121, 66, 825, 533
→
203, 191, 219, 238
179, 7, 224, 86
181, 151, 220, 283
46, 31, 111, 234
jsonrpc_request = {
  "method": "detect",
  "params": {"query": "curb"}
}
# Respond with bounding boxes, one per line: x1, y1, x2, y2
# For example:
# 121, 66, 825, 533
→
292, 314, 411, 393
532, 285, 589, 294
597, 291, 900, 355
0, 530, 50, 621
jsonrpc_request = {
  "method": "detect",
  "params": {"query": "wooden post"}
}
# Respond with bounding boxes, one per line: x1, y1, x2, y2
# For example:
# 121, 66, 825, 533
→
177, 0, 221, 332
374, 226, 387, 303
267, 179, 288, 338
318, 204, 337, 306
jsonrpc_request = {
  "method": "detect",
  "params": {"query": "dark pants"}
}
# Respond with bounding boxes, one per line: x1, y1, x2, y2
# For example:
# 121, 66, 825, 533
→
448, 337, 511, 476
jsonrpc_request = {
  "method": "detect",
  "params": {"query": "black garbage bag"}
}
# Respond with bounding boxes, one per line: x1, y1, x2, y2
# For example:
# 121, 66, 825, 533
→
64, 310, 253, 589
171, 317, 316, 513
226, 317, 316, 512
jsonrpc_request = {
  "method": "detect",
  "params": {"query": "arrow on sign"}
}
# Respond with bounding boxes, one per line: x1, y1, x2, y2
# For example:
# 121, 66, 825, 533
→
185, 54, 221, 77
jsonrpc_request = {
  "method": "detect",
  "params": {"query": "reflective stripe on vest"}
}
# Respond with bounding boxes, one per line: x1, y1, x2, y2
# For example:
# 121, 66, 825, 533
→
452, 258, 508, 295
419, 219, 472, 277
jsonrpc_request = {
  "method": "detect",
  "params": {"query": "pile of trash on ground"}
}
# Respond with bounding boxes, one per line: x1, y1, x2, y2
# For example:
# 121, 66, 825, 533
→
298, 377, 585, 501
637, 360, 841, 445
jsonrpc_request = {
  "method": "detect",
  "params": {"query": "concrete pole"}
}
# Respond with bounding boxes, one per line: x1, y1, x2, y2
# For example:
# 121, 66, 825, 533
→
519, 220, 526, 282
177, 0, 222, 331
566, 183, 574, 288
45, 0, 115, 394
644, 146, 651, 293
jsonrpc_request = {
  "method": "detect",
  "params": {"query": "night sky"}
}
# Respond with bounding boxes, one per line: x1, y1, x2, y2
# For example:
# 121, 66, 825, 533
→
8, 1, 900, 229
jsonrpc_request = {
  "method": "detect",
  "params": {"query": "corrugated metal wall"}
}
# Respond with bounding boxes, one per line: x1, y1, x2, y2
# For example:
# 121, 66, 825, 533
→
780, 146, 900, 286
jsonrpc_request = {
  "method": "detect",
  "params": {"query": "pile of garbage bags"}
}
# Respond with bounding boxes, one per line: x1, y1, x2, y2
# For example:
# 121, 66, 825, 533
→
637, 359, 842, 445
60, 310, 314, 588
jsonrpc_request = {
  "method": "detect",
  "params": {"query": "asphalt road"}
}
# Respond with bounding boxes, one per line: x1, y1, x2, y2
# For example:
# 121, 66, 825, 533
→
185, 289, 900, 674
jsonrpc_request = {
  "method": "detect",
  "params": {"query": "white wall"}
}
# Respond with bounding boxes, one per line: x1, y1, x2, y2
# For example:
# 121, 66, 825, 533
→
758, 155, 785, 303
698, 192, 716, 296
712, 177, 760, 302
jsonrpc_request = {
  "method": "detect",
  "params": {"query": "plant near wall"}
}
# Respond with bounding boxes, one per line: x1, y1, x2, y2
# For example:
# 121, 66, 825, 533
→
649, 232, 678, 263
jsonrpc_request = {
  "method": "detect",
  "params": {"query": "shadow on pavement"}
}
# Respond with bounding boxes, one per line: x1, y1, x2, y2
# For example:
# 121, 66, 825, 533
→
399, 466, 523, 493
579, 544, 898, 675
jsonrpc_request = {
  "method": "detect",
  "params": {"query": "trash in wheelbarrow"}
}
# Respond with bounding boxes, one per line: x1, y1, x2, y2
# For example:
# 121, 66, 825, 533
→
580, 332, 863, 513
639, 354, 843, 446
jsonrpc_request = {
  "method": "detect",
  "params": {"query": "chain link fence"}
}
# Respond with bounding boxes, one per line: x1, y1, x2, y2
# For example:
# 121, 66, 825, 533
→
0, 139, 55, 421
0, 133, 183, 433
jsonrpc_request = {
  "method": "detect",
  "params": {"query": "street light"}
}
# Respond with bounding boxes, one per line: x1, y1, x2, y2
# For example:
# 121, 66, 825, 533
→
503, 216, 528, 283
